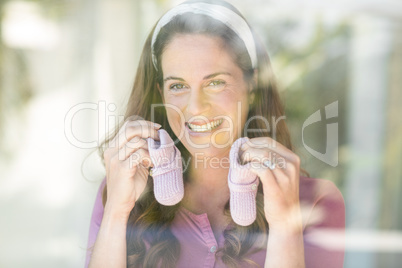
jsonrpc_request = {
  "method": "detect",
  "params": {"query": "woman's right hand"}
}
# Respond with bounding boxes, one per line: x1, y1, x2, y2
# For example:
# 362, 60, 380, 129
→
103, 119, 161, 219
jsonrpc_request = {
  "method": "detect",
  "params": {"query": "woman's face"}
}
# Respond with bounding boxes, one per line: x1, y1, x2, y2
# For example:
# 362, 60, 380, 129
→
160, 34, 252, 158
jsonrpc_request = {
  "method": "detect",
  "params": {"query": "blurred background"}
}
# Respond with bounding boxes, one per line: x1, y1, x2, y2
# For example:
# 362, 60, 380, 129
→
0, 0, 401, 267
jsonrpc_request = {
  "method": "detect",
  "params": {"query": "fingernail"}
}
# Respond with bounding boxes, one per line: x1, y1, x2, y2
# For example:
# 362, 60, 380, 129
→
153, 123, 162, 129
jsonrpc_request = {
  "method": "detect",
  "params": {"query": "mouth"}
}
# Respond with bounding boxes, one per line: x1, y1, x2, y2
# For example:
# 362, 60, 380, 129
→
186, 119, 224, 133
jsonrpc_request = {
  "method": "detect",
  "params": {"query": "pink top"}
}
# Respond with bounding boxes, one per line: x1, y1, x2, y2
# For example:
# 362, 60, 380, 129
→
85, 176, 345, 267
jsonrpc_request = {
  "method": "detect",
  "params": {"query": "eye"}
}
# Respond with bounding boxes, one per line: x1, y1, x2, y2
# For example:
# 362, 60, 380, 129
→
206, 80, 226, 89
169, 83, 188, 92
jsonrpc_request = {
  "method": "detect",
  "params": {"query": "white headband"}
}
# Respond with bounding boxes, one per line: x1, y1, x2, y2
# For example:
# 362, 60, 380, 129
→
151, 2, 257, 70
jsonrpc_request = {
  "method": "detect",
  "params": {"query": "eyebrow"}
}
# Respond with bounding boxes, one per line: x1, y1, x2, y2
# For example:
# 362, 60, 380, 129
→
163, 72, 231, 83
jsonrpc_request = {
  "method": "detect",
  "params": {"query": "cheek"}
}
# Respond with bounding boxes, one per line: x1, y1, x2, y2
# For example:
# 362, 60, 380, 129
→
163, 91, 182, 116
163, 91, 187, 110
230, 93, 250, 132
165, 104, 186, 136
165, 107, 181, 123
220, 90, 249, 114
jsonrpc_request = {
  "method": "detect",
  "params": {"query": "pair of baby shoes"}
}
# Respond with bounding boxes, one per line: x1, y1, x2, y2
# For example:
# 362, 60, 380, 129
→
147, 130, 258, 226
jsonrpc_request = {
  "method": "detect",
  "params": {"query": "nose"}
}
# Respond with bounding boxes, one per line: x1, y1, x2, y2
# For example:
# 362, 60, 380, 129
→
185, 89, 210, 116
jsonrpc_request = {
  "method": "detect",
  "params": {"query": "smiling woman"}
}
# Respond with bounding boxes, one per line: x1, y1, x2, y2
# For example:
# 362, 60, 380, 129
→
162, 34, 252, 155
85, 1, 345, 268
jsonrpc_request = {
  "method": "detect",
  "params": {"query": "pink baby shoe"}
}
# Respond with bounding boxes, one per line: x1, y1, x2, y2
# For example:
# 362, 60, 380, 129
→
148, 129, 184, 206
228, 137, 259, 226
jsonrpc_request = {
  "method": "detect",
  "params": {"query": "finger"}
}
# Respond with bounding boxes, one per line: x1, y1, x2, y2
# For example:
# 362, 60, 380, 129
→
134, 162, 151, 178
250, 161, 298, 191
123, 148, 153, 170
112, 120, 161, 149
247, 162, 280, 194
245, 148, 299, 179
240, 147, 286, 167
124, 137, 148, 153
134, 165, 151, 191
241, 137, 296, 161
118, 139, 149, 161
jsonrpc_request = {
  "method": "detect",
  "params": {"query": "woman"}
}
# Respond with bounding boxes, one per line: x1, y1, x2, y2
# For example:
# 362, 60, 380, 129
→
86, 0, 345, 267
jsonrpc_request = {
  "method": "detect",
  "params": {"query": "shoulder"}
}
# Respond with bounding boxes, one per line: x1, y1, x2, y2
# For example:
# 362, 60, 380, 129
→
299, 176, 345, 230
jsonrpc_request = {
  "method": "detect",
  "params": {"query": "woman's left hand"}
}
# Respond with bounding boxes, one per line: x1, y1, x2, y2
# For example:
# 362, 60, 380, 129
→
239, 137, 302, 233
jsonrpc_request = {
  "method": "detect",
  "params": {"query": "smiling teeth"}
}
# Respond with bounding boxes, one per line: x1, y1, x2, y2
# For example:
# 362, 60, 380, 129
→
188, 119, 223, 132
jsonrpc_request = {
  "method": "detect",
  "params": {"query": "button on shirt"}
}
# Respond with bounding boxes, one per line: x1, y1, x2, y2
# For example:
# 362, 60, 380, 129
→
210, 245, 217, 253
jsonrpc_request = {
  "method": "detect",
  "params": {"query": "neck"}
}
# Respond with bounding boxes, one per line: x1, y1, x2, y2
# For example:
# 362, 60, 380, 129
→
182, 151, 231, 214
189, 153, 230, 185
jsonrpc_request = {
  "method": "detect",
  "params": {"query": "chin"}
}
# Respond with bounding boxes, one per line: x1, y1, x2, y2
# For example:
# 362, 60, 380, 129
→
189, 148, 230, 162
182, 138, 232, 159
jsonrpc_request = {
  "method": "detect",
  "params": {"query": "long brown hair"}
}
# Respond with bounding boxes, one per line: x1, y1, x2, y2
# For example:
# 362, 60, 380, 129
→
99, 0, 293, 267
